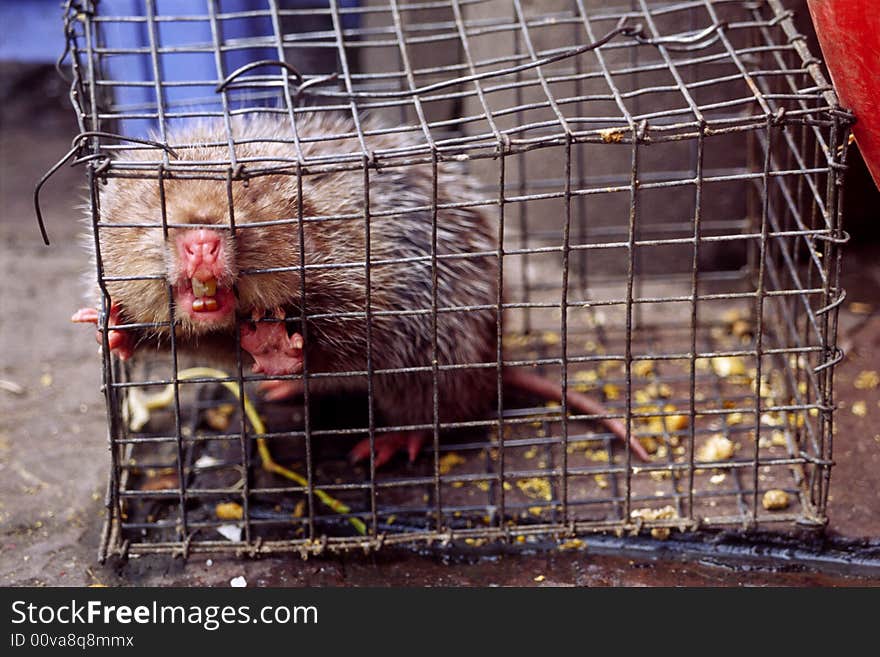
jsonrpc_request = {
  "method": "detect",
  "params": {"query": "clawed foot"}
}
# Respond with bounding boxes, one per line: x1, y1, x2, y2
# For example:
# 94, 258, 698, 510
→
240, 308, 304, 376
71, 302, 134, 360
350, 431, 426, 468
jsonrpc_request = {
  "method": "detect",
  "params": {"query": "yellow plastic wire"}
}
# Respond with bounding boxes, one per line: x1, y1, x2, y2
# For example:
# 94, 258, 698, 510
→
137, 367, 366, 535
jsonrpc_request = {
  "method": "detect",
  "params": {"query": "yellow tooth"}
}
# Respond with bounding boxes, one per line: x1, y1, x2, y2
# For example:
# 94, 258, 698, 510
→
191, 277, 217, 298
192, 298, 219, 313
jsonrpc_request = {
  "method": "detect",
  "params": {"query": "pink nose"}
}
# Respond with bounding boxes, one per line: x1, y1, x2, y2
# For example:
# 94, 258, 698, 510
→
177, 229, 224, 280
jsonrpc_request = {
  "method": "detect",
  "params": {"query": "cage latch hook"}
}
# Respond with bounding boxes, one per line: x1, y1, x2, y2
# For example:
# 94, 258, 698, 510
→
215, 59, 338, 106
216, 59, 303, 93
34, 132, 179, 246
33, 137, 90, 246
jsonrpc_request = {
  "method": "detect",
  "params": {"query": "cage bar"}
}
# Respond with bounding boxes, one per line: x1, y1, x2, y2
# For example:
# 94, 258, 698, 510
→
55, 0, 849, 559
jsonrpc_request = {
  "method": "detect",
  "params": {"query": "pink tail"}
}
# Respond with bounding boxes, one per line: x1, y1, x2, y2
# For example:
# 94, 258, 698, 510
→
503, 368, 650, 461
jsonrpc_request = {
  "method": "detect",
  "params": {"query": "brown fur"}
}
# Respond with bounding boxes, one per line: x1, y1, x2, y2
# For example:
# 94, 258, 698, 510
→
90, 113, 498, 427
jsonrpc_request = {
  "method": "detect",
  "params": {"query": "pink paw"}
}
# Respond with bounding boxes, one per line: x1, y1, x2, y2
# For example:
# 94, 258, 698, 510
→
257, 379, 304, 402
350, 431, 426, 468
71, 302, 134, 360
240, 309, 304, 376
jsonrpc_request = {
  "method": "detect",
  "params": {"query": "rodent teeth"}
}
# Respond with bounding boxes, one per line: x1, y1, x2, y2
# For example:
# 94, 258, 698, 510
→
192, 297, 219, 313
191, 277, 217, 298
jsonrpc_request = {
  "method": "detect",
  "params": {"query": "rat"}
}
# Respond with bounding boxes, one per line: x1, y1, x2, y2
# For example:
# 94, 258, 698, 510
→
72, 112, 649, 464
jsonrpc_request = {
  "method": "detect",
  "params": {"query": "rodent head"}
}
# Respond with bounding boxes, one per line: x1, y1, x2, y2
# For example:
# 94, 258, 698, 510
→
96, 172, 303, 338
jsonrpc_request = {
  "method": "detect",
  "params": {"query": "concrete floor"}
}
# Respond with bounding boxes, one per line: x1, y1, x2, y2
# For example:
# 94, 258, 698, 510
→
1, 77, 879, 587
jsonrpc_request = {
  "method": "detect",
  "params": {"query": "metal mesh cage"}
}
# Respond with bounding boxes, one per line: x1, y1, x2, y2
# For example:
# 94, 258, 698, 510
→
55, 0, 850, 559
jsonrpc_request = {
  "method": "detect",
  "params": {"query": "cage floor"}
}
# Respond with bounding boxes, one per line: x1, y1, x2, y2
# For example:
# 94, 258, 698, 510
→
111, 295, 821, 552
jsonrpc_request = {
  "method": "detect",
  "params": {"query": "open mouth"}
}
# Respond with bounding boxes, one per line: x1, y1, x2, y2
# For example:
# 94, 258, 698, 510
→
175, 276, 236, 322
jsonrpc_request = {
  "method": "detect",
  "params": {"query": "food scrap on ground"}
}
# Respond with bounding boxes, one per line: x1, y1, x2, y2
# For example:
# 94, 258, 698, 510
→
630, 505, 678, 540
194, 455, 222, 469
697, 435, 735, 462
854, 370, 879, 389
438, 452, 466, 475
0, 379, 24, 395
573, 369, 599, 391
217, 525, 243, 542
541, 331, 560, 346
585, 448, 609, 463
215, 502, 244, 520
516, 478, 552, 501
139, 471, 178, 491
602, 383, 621, 400
710, 356, 747, 378
762, 489, 790, 511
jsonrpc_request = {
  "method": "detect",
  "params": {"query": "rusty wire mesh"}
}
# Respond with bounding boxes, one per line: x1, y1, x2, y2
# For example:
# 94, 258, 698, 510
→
55, 0, 850, 559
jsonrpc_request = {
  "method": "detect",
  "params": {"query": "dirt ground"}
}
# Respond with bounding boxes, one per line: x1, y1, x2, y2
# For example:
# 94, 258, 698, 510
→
1, 73, 879, 587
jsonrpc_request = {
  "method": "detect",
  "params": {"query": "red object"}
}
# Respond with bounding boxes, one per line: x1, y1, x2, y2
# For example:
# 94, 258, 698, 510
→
239, 308, 304, 376
807, 0, 880, 188
71, 302, 135, 361
349, 431, 425, 468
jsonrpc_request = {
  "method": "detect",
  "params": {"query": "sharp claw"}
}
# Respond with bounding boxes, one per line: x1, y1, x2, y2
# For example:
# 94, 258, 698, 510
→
407, 433, 424, 463
349, 441, 369, 464
349, 432, 425, 468
290, 333, 304, 351
374, 447, 394, 469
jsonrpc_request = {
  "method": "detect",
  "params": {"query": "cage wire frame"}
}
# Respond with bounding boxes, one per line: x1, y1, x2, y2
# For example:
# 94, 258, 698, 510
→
51, 0, 851, 560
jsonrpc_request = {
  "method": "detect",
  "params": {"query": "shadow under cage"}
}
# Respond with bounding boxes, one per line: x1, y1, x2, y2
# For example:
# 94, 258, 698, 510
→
52, 0, 850, 559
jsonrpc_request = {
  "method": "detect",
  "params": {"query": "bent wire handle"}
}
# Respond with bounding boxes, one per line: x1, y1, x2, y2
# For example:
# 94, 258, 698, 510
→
299, 21, 728, 102
215, 59, 340, 109
215, 59, 304, 92
34, 132, 178, 246
319, 24, 645, 101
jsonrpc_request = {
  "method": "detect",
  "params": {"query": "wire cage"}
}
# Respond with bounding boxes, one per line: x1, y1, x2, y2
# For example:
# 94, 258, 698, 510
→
54, 0, 851, 559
